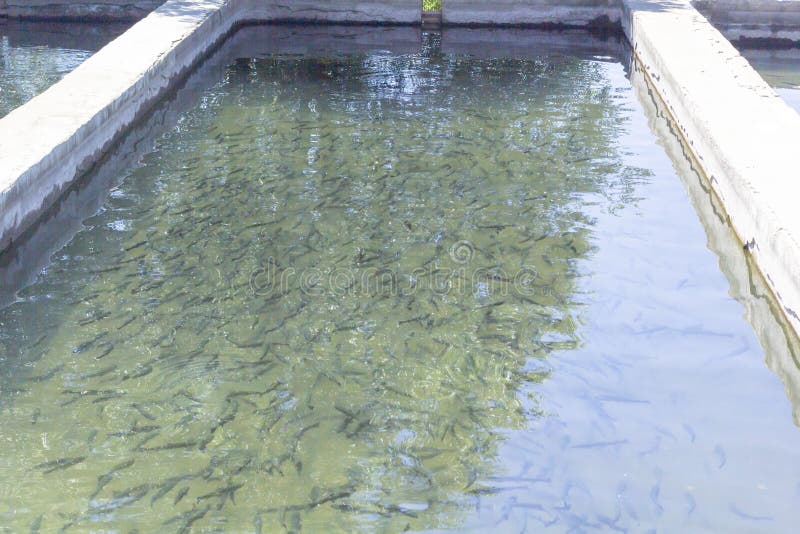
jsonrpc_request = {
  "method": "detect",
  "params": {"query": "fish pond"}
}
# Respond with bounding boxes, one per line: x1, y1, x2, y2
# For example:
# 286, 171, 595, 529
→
0, 25, 799, 533
0, 20, 127, 118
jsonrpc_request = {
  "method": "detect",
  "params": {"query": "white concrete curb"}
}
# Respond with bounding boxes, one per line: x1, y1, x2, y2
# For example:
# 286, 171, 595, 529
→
0, 0, 238, 251
623, 0, 800, 337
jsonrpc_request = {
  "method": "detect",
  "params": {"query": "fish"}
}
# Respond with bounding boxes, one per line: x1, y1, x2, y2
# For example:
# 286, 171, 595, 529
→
173, 486, 190, 505
138, 441, 197, 452
34, 456, 86, 474
131, 403, 157, 421
260, 487, 355, 513
80, 365, 117, 379
72, 331, 109, 354
122, 364, 153, 381
196, 483, 244, 509
91, 459, 136, 499
150, 476, 186, 507
108, 423, 161, 438
163, 504, 210, 532
93, 344, 115, 360
124, 241, 147, 252
29, 365, 64, 383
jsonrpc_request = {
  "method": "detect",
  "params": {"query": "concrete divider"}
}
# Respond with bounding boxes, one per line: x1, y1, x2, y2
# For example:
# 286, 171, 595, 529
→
694, 0, 800, 43
237, 0, 419, 23
0, 0, 238, 253
1, 0, 799, 338
1, 0, 165, 20
442, 0, 620, 26
622, 0, 800, 337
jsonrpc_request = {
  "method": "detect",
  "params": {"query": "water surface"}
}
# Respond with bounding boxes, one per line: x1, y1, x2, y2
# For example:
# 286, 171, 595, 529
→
0, 26, 798, 532
738, 46, 800, 114
0, 20, 127, 117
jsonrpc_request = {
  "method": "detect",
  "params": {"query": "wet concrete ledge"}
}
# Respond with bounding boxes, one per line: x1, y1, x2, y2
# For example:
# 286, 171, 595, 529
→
1, 0, 800, 338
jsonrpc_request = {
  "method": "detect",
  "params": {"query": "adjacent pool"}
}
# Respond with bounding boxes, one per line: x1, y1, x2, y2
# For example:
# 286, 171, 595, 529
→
0, 25, 798, 532
0, 20, 127, 118
738, 46, 800, 114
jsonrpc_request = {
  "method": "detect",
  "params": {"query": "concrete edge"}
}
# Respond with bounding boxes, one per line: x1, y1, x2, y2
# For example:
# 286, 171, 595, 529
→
441, 0, 621, 27
622, 0, 800, 338
0, 0, 239, 252
0, 3, 163, 22
629, 56, 800, 424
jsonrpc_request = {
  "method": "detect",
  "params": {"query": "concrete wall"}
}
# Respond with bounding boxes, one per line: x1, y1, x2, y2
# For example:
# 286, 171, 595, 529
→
0, 0, 420, 23
0, 18, 129, 49
694, 0, 800, 43
238, 0, 419, 23
442, 0, 620, 26
694, 0, 800, 25
0, 0, 240, 253
1, 0, 165, 20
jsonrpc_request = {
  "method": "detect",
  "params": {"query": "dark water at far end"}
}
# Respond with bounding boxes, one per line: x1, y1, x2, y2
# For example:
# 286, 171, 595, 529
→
0, 26, 798, 532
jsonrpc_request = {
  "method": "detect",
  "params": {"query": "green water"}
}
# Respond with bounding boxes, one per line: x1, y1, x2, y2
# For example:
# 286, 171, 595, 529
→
0, 20, 127, 118
0, 27, 799, 532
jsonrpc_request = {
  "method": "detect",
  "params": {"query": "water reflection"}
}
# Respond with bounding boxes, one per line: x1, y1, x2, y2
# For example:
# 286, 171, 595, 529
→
0, 20, 128, 117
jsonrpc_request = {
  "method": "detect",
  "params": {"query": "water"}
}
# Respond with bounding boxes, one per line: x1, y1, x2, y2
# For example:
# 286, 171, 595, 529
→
737, 46, 800, 114
0, 25, 798, 532
0, 20, 127, 118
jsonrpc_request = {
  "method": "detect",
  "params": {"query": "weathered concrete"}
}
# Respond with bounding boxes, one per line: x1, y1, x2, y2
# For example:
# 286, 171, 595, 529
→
623, 0, 800, 337
443, 0, 621, 26
440, 26, 624, 57
0, 0, 165, 21
237, 0, 419, 23
695, 0, 800, 43
695, 0, 800, 25
0, 0, 239, 252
